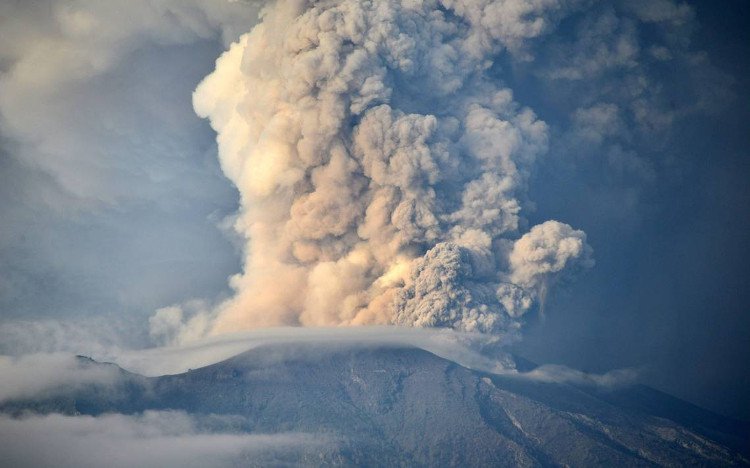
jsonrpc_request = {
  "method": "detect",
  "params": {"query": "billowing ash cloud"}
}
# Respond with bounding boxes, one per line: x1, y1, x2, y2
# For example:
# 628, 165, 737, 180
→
155, 0, 594, 342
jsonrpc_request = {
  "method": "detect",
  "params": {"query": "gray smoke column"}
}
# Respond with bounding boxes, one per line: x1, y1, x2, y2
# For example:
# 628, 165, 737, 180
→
167, 0, 594, 341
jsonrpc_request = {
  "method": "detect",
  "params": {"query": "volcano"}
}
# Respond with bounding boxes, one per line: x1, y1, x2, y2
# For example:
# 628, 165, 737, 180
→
2, 343, 748, 466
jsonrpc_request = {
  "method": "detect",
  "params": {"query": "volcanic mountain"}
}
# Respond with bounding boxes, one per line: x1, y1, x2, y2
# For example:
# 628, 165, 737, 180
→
2, 343, 748, 466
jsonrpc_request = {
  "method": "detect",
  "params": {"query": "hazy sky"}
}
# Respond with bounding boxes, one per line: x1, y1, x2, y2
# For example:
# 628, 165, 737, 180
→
0, 0, 748, 419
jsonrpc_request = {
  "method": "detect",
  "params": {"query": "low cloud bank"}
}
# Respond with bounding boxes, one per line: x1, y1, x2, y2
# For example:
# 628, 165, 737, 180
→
0, 411, 328, 468
0, 353, 120, 403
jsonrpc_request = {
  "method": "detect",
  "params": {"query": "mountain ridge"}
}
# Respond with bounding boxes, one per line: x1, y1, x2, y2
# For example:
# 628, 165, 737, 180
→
2, 343, 748, 466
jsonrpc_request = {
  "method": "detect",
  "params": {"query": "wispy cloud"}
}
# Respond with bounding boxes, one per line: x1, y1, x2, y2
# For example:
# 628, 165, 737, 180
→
0, 411, 330, 468
112, 326, 514, 376
502, 364, 639, 387
112, 326, 637, 388
0, 353, 120, 403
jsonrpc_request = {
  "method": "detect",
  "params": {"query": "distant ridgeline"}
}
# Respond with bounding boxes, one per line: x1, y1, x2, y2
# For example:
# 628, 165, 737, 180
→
2, 344, 748, 466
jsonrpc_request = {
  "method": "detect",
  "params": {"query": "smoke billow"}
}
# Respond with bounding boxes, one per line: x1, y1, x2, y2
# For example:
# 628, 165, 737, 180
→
159, 0, 594, 342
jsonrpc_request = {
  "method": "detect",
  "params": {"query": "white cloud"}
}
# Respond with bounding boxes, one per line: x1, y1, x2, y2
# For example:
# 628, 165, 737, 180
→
0, 0, 262, 205
0, 0, 260, 323
0, 411, 328, 468
0, 318, 138, 357
0, 353, 120, 403
504, 364, 639, 387
114, 326, 514, 376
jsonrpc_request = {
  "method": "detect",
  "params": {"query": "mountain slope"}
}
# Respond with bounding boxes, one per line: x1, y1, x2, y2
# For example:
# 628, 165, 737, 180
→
2, 344, 748, 466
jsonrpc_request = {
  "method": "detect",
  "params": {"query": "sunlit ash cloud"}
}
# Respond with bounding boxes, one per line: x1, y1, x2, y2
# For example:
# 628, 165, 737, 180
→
153, 0, 594, 344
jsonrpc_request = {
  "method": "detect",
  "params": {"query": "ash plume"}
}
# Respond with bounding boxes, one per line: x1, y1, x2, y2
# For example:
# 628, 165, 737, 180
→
158, 0, 594, 343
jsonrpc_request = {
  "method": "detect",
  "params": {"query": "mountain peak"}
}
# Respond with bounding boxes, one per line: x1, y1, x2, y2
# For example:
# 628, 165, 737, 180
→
3, 343, 748, 466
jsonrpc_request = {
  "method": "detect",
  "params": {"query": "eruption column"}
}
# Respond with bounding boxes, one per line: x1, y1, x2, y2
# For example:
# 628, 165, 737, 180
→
176, 0, 594, 340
